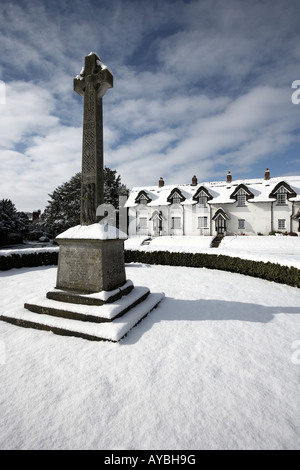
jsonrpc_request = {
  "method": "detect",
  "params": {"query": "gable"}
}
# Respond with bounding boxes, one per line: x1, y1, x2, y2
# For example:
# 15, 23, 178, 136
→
212, 208, 230, 220
269, 181, 297, 200
134, 190, 152, 205
166, 188, 186, 204
192, 186, 213, 202
149, 210, 165, 221
230, 184, 254, 201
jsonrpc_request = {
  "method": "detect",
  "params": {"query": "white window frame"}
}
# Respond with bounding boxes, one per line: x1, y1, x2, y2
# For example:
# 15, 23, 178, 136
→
198, 216, 208, 229
237, 190, 247, 207
276, 193, 287, 205
139, 217, 148, 229
171, 217, 181, 229
198, 193, 207, 207
139, 195, 148, 205
172, 192, 181, 205
278, 219, 286, 230
238, 219, 245, 230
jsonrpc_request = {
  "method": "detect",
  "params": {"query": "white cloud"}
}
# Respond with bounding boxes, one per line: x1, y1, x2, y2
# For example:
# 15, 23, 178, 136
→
0, 125, 82, 212
0, 80, 82, 211
109, 86, 300, 189
0, 82, 58, 148
1, 0, 300, 212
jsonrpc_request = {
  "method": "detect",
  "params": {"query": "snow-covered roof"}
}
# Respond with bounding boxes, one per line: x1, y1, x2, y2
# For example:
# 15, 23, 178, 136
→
125, 175, 300, 207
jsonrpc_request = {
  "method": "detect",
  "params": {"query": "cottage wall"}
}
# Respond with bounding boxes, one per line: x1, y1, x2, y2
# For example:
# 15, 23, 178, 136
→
125, 175, 300, 238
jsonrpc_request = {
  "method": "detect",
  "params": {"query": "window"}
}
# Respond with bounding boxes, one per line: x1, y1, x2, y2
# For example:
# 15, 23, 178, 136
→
199, 196, 207, 207
277, 193, 287, 205
238, 219, 245, 230
278, 219, 286, 230
171, 217, 181, 229
172, 192, 181, 205
237, 192, 246, 207
139, 195, 148, 205
198, 217, 208, 229
139, 217, 148, 229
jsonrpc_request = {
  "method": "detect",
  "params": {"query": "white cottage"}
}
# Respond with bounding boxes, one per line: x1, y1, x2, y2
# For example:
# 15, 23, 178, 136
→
125, 170, 300, 238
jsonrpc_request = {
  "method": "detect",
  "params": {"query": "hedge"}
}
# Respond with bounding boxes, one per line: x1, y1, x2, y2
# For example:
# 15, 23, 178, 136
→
0, 251, 59, 271
124, 250, 300, 289
1, 248, 300, 289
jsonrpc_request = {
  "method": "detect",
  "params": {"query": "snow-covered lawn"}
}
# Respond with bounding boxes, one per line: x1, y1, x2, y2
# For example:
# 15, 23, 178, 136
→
125, 235, 300, 269
1, 253, 300, 449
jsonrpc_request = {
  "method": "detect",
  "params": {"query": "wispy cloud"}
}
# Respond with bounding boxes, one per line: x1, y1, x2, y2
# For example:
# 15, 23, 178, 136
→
0, 0, 300, 211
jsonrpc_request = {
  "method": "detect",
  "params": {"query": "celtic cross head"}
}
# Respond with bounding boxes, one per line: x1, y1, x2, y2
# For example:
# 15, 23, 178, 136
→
74, 52, 113, 99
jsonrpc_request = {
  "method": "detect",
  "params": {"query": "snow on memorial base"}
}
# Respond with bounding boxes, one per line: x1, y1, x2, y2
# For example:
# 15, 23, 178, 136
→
1, 224, 164, 342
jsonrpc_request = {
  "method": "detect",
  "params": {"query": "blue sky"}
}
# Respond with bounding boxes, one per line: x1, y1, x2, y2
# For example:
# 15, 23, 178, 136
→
1, 0, 300, 211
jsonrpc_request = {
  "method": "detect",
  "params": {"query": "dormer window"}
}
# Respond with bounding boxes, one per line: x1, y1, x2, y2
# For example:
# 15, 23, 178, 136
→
269, 182, 297, 204
277, 193, 287, 205
275, 186, 288, 205
198, 196, 207, 207
230, 184, 254, 206
237, 189, 247, 207
139, 194, 148, 205
172, 192, 181, 205
197, 190, 208, 207
134, 190, 152, 205
167, 188, 186, 205
192, 186, 213, 205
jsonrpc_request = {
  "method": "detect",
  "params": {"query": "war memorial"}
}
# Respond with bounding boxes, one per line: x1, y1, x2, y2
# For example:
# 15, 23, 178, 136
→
1, 53, 164, 342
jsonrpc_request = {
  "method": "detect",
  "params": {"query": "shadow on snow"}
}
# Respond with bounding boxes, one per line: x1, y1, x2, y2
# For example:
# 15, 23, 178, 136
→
123, 296, 300, 345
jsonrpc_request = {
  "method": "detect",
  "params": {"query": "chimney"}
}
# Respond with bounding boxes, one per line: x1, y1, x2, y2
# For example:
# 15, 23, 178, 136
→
192, 175, 198, 186
158, 177, 165, 188
32, 210, 41, 223
227, 171, 232, 183
265, 168, 270, 180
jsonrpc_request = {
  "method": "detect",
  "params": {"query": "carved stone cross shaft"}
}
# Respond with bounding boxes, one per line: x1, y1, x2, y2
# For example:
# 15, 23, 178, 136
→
74, 52, 113, 225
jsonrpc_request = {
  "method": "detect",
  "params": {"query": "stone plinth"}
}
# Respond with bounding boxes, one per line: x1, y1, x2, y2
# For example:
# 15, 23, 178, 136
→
54, 223, 127, 294
55, 238, 126, 294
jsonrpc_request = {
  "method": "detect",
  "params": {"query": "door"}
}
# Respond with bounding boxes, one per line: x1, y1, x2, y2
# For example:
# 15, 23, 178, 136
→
153, 218, 159, 235
216, 218, 226, 234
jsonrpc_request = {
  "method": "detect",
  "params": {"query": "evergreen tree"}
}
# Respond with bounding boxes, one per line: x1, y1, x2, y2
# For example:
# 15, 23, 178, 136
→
40, 172, 81, 237
0, 199, 30, 246
104, 166, 128, 208
40, 167, 127, 238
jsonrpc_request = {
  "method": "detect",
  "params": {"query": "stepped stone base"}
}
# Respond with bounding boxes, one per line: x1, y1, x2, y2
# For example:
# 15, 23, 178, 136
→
46, 280, 134, 306
1, 228, 165, 342
2, 286, 164, 342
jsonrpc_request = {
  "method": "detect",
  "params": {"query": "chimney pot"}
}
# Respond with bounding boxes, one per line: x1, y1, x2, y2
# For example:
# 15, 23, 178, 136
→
227, 171, 232, 183
265, 168, 270, 180
192, 175, 198, 186
159, 177, 164, 187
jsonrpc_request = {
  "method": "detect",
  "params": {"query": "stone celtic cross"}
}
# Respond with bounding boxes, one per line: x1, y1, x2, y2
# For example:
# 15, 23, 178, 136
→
74, 52, 113, 225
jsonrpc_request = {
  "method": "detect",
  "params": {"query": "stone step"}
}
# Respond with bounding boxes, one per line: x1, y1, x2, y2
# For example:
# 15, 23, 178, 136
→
24, 286, 151, 323
1, 291, 165, 342
46, 280, 134, 306
211, 234, 224, 248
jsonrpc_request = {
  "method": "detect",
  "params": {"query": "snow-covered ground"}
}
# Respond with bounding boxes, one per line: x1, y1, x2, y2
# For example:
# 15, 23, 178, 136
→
0, 236, 300, 450
125, 235, 300, 269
